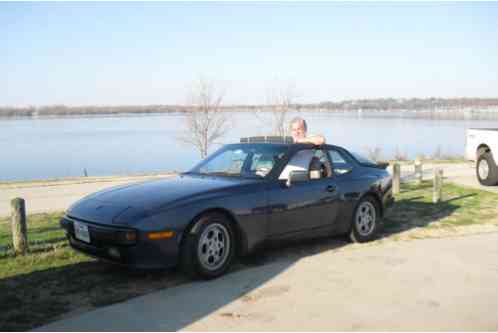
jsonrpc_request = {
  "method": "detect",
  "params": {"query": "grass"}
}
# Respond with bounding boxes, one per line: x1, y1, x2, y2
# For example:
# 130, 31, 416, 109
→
384, 181, 498, 235
0, 213, 191, 331
1, 181, 498, 331
0, 213, 66, 255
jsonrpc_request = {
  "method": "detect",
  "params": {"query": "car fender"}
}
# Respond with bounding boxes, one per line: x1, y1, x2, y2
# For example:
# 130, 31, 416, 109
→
137, 183, 269, 255
335, 171, 386, 234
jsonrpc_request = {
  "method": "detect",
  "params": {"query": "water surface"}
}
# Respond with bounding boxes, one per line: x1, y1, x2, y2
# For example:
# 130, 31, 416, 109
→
2, 111, 497, 181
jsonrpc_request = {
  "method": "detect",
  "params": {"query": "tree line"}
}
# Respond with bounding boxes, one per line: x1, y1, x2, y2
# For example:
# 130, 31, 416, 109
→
2, 97, 498, 118
2, 81, 498, 158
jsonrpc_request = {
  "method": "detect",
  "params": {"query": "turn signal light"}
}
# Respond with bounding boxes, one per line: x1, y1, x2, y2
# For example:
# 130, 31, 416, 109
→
147, 231, 175, 240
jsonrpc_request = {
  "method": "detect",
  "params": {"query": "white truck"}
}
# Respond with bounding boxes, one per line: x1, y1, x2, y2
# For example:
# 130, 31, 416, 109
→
465, 128, 498, 186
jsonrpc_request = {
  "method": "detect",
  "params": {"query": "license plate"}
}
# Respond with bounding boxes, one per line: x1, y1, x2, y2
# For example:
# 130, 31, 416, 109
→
74, 221, 90, 243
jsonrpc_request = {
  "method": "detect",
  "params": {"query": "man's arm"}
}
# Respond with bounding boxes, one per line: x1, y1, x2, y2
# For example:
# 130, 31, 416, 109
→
295, 134, 326, 145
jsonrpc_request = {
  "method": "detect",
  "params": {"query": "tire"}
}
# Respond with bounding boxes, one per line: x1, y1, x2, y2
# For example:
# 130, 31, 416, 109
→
476, 152, 498, 186
180, 212, 236, 279
350, 196, 380, 243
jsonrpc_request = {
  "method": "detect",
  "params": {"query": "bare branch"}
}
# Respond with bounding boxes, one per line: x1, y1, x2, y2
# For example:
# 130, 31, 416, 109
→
265, 81, 299, 137
178, 78, 230, 158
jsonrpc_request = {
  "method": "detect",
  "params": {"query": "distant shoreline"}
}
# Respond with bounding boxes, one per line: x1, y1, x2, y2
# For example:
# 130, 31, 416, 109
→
2, 98, 498, 119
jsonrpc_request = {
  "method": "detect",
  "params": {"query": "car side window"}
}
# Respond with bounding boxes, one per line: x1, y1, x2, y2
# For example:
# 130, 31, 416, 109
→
279, 149, 332, 181
313, 149, 333, 178
250, 153, 276, 177
328, 149, 354, 175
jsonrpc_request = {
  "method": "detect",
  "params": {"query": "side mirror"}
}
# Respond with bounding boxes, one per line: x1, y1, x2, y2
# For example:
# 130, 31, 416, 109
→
333, 167, 353, 175
286, 170, 309, 187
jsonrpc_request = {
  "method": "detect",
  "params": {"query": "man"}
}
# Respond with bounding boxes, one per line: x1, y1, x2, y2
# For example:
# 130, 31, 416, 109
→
290, 117, 326, 145
279, 117, 326, 180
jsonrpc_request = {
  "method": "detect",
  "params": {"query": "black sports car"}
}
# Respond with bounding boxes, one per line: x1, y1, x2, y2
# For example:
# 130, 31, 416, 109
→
60, 137, 394, 279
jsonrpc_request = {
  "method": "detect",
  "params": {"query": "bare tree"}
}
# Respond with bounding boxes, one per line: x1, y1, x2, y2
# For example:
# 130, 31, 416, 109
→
265, 82, 298, 137
179, 78, 229, 159
393, 146, 408, 161
364, 146, 383, 162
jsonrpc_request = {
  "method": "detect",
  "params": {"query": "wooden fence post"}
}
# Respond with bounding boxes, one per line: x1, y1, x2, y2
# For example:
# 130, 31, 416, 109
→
414, 158, 423, 184
393, 163, 400, 195
11, 198, 28, 255
433, 168, 444, 203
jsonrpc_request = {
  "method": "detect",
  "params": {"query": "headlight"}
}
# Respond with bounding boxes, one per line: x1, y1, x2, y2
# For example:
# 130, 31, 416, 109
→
115, 230, 137, 244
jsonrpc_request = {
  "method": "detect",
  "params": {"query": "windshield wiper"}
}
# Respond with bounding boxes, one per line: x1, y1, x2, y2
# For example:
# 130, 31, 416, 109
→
189, 171, 239, 177
182, 171, 199, 175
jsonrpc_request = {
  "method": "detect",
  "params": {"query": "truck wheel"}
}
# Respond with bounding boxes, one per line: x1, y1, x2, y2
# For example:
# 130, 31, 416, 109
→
476, 152, 498, 186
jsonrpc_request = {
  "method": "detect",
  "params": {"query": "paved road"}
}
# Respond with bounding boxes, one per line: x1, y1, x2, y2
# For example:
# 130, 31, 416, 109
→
435, 163, 498, 194
2, 162, 497, 219
36, 232, 498, 331
0, 174, 174, 218
393, 161, 498, 194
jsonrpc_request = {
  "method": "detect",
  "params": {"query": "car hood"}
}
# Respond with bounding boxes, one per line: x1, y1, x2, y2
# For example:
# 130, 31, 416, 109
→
67, 174, 258, 225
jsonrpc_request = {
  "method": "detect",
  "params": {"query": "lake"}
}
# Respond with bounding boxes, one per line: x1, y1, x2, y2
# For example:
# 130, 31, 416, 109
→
2, 111, 498, 181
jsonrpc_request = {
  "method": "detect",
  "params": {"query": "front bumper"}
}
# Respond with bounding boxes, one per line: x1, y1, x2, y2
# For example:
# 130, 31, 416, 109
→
60, 216, 180, 270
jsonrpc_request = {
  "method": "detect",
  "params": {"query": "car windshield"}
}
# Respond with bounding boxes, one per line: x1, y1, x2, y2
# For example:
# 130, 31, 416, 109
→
188, 144, 289, 179
351, 152, 377, 165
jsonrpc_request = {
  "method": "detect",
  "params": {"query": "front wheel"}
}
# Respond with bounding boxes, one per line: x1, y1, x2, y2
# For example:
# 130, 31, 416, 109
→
350, 196, 380, 243
476, 152, 498, 186
180, 213, 236, 279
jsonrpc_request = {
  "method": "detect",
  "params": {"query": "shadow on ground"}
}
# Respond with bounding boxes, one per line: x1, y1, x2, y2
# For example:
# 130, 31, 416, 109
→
382, 193, 476, 234
0, 193, 474, 331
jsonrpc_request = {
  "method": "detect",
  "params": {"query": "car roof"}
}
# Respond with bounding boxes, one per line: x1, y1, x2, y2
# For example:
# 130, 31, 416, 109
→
225, 142, 348, 158
236, 137, 343, 151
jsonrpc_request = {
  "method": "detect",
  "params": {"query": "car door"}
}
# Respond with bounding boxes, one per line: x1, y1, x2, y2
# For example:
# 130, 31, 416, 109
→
326, 147, 362, 234
267, 148, 341, 236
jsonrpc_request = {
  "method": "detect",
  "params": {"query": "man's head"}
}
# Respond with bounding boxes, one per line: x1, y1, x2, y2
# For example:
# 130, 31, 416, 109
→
290, 117, 307, 141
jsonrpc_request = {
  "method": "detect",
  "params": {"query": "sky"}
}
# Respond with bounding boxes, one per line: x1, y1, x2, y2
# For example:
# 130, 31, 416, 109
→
2, 2, 498, 106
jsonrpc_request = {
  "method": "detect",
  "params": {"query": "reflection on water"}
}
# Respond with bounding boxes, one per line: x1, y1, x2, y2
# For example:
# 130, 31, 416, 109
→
2, 111, 498, 181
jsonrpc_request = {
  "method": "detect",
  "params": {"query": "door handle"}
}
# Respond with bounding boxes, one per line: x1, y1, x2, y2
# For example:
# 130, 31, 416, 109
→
326, 185, 337, 193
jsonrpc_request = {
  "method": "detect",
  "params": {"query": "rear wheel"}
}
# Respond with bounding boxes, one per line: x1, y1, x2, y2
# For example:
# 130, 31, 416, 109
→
180, 212, 236, 279
476, 152, 498, 186
350, 196, 380, 243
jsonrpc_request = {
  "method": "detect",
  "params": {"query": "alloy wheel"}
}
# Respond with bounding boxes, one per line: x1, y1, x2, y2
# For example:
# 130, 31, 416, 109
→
197, 223, 231, 271
355, 201, 376, 236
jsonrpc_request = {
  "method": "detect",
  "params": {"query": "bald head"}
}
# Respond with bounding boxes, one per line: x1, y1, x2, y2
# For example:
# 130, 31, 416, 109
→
290, 117, 307, 141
